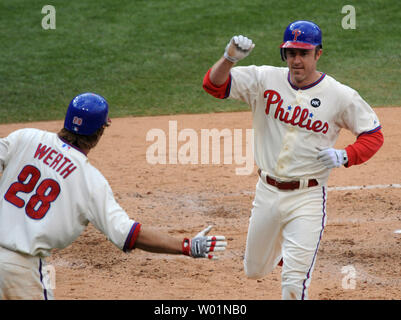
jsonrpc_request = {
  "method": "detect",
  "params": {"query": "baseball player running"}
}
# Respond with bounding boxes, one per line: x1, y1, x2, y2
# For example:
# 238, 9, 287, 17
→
202, 20, 383, 299
0, 92, 227, 300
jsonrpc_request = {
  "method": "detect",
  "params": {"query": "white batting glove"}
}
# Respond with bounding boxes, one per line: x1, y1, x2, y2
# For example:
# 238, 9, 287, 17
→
182, 226, 227, 260
224, 35, 255, 63
317, 147, 348, 169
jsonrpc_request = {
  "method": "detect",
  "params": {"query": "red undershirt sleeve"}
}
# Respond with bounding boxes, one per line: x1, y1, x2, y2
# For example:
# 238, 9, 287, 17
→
344, 129, 384, 167
202, 68, 232, 99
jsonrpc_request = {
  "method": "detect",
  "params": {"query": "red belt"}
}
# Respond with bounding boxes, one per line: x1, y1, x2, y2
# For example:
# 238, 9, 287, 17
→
257, 169, 318, 190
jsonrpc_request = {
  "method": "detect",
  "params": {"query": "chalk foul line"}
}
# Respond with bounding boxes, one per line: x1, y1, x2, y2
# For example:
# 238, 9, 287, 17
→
327, 184, 401, 191
241, 184, 401, 195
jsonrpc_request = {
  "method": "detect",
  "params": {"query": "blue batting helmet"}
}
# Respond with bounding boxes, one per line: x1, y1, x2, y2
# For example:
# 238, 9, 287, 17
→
64, 92, 109, 136
280, 20, 322, 60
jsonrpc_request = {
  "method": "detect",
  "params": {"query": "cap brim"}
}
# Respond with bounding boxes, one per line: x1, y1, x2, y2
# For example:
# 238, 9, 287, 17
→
280, 41, 316, 50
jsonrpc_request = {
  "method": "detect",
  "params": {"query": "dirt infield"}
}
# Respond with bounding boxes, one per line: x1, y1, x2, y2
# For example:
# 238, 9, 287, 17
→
1, 107, 400, 300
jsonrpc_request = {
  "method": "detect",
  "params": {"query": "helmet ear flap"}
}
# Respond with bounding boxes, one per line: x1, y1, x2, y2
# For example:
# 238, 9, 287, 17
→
280, 48, 286, 61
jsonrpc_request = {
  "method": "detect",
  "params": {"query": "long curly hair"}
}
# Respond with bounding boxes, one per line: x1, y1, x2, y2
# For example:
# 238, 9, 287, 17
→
57, 126, 106, 151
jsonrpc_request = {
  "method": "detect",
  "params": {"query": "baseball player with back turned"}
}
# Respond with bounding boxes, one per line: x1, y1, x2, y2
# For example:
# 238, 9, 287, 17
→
0, 92, 227, 300
202, 20, 384, 299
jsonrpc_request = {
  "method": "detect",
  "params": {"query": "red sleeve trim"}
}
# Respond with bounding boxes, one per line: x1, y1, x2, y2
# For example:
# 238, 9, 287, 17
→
182, 238, 191, 256
202, 68, 232, 99
123, 222, 141, 252
345, 128, 384, 167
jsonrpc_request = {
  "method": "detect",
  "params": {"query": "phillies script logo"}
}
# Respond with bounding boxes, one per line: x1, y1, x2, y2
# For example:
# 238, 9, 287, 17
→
264, 90, 329, 134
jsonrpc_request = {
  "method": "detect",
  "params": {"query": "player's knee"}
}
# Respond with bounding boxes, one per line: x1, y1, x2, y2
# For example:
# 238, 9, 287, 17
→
243, 261, 265, 279
243, 255, 278, 279
245, 270, 265, 279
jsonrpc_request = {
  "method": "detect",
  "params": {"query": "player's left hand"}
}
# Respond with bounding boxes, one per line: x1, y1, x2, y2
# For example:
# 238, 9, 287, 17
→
317, 147, 348, 169
224, 35, 255, 63
183, 226, 227, 259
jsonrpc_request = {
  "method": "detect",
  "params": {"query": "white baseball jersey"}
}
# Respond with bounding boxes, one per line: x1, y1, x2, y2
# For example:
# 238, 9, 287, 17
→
0, 128, 139, 257
228, 65, 381, 183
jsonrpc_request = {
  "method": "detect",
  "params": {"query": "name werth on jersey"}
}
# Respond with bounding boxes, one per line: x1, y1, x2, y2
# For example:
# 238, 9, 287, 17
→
264, 89, 329, 134
33, 143, 77, 179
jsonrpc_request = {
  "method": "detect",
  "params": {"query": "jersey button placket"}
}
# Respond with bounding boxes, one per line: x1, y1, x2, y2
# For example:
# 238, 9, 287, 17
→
296, 90, 303, 104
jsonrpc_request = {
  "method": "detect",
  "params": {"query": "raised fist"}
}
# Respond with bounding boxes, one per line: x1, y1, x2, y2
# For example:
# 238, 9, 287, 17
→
224, 35, 255, 63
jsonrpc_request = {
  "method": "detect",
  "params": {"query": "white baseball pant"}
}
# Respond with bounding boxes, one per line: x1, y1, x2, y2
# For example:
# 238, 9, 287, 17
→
244, 176, 327, 300
0, 246, 54, 300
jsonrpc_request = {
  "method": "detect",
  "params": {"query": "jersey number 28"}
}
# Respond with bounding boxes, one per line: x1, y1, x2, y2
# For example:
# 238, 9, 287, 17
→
4, 165, 61, 219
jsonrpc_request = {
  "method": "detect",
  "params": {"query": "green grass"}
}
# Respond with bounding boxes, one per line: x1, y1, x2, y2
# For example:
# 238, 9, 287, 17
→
0, 0, 400, 124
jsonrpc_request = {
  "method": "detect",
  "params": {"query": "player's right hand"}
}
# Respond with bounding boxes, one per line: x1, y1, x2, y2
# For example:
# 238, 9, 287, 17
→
182, 226, 227, 259
224, 35, 255, 63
